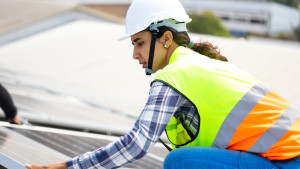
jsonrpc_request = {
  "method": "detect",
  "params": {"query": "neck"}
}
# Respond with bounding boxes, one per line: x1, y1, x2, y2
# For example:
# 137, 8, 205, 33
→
165, 43, 178, 66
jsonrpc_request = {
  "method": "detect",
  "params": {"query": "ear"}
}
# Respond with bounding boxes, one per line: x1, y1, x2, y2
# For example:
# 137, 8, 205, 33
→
162, 31, 173, 48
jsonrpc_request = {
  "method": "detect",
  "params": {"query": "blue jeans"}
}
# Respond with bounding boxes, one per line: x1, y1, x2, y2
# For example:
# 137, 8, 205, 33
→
163, 147, 300, 169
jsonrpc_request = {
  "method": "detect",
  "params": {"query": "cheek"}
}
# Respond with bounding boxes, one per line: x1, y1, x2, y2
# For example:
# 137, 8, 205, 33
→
141, 46, 150, 60
153, 45, 165, 68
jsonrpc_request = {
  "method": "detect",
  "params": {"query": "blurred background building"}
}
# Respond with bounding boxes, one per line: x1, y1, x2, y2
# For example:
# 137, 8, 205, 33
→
1, 0, 300, 39
181, 0, 300, 37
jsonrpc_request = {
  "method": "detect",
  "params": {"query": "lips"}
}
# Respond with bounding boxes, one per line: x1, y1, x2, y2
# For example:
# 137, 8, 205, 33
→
143, 63, 147, 68
139, 62, 147, 68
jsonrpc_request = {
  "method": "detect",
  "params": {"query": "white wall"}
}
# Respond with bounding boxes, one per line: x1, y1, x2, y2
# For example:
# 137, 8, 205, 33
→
269, 3, 300, 35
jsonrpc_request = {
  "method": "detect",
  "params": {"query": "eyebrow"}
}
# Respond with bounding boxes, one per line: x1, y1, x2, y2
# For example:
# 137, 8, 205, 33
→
132, 38, 141, 45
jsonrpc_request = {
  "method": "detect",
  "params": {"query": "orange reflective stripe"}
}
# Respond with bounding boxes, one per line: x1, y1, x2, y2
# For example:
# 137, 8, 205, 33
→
259, 109, 300, 160
212, 84, 269, 149
249, 106, 300, 153
227, 91, 290, 151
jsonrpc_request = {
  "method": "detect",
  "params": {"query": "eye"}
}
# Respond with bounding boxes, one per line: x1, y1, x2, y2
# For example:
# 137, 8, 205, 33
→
138, 42, 144, 47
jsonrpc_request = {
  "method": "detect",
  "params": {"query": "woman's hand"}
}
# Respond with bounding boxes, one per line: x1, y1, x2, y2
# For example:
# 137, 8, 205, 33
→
25, 162, 67, 169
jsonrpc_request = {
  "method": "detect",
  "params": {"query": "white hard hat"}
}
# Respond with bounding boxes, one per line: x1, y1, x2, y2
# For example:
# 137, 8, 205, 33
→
119, 0, 191, 40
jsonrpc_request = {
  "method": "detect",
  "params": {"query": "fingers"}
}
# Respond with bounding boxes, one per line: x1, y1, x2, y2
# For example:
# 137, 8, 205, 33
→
25, 164, 41, 169
25, 164, 32, 169
24, 162, 67, 169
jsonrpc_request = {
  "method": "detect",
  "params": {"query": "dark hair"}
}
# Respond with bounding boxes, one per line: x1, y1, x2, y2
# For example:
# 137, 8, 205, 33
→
149, 26, 228, 62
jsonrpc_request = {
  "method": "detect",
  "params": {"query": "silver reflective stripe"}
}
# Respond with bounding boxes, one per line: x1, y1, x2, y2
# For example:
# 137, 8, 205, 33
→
248, 106, 300, 153
212, 84, 269, 148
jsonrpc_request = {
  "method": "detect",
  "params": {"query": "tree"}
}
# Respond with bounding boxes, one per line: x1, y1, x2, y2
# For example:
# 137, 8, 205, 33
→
187, 11, 231, 37
267, 0, 299, 8
294, 25, 300, 41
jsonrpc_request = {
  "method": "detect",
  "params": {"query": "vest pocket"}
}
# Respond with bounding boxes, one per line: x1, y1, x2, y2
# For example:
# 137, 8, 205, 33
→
166, 114, 198, 146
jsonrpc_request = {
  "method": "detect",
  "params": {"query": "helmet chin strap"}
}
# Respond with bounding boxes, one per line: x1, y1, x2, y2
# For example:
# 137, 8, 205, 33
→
145, 31, 157, 75
145, 68, 154, 75
146, 21, 160, 76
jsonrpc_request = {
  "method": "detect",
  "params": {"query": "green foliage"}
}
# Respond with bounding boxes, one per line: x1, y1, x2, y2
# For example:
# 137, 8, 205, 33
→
272, 31, 295, 40
267, 0, 299, 8
294, 25, 300, 41
187, 11, 231, 37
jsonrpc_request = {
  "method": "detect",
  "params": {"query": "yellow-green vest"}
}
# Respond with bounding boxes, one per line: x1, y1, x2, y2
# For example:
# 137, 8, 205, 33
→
153, 46, 300, 160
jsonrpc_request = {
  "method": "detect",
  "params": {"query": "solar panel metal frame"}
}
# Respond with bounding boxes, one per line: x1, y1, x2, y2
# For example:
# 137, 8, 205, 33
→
0, 152, 26, 169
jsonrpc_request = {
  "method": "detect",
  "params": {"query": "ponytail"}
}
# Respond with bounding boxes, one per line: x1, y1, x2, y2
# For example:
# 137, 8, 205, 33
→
190, 41, 228, 62
154, 26, 228, 62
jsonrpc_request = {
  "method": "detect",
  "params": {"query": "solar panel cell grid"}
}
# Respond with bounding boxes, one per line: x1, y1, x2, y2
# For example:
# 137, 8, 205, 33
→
0, 125, 164, 169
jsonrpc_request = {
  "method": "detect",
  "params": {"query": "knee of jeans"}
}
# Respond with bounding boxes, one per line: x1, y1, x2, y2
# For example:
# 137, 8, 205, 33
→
163, 151, 176, 168
163, 149, 184, 169
163, 152, 173, 168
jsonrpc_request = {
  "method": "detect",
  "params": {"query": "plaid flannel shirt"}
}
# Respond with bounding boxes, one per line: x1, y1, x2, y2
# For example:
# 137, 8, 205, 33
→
66, 81, 196, 169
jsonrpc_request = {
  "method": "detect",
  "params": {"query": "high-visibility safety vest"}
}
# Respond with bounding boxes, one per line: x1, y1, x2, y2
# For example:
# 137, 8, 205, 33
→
153, 46, 300, 160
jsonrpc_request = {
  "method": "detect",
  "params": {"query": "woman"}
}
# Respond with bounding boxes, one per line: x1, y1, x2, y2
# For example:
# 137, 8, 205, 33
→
26, 0, 300, 168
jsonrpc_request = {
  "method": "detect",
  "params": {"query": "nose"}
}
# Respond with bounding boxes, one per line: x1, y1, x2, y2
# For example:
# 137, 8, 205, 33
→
132, 47, 139, 60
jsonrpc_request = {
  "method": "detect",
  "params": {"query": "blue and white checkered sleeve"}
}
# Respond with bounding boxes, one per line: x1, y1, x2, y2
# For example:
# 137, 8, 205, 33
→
66, 81, 184, 169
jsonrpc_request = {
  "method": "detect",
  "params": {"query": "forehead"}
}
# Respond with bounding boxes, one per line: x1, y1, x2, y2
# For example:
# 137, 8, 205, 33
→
131, 31, 151, 41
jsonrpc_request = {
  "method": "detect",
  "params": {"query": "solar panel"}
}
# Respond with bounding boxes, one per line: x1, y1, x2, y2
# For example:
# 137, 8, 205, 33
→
0, 125, 69, 164
0, 153, 26, 169
0, 73, 167, 169
0, 124, 166, 169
